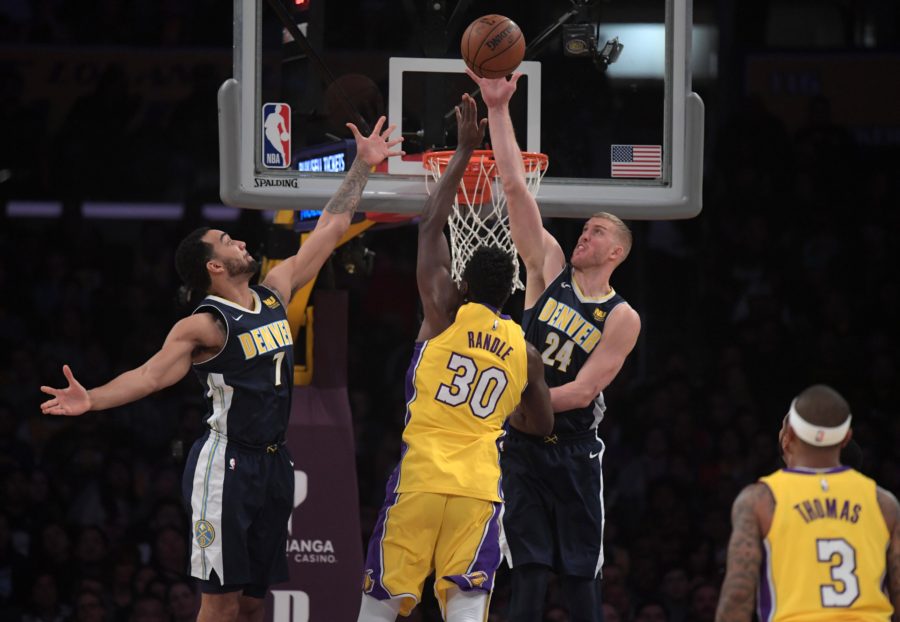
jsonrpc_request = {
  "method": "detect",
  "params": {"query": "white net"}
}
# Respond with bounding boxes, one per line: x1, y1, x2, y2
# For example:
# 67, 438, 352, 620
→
424, 150, 548, 291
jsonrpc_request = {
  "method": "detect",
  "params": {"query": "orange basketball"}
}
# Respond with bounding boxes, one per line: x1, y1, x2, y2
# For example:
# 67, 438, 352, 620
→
461, 15, 525, 79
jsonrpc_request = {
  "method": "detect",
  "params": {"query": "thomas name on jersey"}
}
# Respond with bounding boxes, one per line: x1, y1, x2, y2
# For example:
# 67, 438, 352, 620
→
535, 297, 602, 352
792, 497, 862, 524
467, 331, 514, 361
237, 319, 293, 360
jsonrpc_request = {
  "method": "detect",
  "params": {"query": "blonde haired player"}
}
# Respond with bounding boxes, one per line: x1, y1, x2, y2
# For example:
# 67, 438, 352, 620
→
357, 94, 553, 622
716, 385, 900, 622
469, 70, 641, 622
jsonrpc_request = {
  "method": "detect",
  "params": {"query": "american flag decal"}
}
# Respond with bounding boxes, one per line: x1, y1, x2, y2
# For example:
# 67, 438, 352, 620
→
611, 144, 662, 178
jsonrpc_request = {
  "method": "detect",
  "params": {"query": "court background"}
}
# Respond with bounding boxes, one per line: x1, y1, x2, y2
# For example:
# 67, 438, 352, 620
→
1, 1, 899, 621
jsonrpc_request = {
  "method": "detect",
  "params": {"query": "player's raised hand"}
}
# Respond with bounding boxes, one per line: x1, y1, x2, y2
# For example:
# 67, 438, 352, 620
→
455, 93, 487, 151
347, 116, 405, 166
40, 365, 91, 416
465, 68, 520, 109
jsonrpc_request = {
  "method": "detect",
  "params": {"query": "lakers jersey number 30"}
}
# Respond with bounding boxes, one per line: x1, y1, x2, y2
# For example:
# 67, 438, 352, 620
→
395, 303, 528, 502
759, 467, 892, 622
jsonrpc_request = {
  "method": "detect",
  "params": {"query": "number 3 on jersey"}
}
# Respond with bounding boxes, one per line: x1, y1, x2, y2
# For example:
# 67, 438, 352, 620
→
435, 353, 509, 418
817, 538, 860, 607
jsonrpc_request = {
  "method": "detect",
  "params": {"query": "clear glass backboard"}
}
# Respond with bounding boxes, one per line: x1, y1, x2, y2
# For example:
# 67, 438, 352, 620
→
219, 0, 706, 219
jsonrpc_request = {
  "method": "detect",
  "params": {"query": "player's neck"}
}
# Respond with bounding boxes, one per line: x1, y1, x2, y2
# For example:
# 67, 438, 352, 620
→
788, 450, 842, 470
571, 266, 613, 299
209, 278, 256, 311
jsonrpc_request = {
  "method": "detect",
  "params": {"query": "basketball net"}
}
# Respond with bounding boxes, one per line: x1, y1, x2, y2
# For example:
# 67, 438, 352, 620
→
424, 149, 548, 291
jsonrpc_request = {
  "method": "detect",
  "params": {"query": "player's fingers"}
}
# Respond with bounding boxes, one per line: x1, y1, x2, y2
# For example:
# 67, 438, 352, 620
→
40, 396, 59, 409
385, 137, 404, 149
479, 118, 488, 131
386, 149, 406, 158
464, 67, 482, 83
40, 386, 61, 398
509, 72, 523, 86
345, 123, 362, 139
62, 364, 77, 385
380, 123, 397, 140
371, 116, 386, 136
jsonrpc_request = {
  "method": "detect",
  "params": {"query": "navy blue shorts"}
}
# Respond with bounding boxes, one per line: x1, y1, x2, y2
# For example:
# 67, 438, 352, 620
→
182, 429, 294, 594
500, 427, 606, 578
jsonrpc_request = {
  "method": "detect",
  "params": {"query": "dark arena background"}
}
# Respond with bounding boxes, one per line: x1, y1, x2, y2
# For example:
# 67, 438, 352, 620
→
1, 1, 900, 621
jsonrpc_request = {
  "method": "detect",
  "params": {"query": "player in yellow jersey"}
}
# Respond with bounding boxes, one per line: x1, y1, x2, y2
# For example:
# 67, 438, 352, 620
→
356, 94, 553, 622
716, 384, 900, 622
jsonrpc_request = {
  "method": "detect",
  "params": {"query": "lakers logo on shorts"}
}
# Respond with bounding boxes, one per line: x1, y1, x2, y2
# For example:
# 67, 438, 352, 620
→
194, 520, 215, 548
363, 569, 374, 593
463, 571, 488, 588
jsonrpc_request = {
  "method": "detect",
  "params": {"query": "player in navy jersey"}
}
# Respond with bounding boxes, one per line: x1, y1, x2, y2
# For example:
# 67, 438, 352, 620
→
39, 117, 404, 622
469, 70, 642, 622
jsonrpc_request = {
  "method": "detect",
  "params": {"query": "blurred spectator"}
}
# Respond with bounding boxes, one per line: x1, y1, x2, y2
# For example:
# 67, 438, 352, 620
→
128, 594, 168, 622
71, 588, 109, 622
685, 582, 719, 622
635, 600, 670, 622
166, 579, 200, 622
21, 571, 70, 622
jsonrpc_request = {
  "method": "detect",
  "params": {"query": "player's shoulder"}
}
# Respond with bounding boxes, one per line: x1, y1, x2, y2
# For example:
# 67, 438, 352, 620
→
734, 481, 775, 515
254, 283, 287, 310
172, 311, 227, 346
876, 485, 900, 528
606, 300, 641, 331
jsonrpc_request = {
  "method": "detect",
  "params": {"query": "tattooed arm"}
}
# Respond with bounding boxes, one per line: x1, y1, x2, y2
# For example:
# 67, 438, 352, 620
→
876, 486, 900, 621
716, 482, 773, 622
263, 116, 403, 302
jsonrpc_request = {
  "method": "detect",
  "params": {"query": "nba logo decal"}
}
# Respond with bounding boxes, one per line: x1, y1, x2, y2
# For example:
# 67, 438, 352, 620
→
262, 103, 291, 168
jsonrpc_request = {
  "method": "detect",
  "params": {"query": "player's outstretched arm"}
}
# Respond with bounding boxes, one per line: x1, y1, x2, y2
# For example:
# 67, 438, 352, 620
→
549, 304, 640, 412
715, 483, 771, 622
40, 313, 224, 415
877, 486, 900, 619
263, 116, 404, 303
467, 69, 564, 307
509, 343, 554, 436
416, 94, 486, 341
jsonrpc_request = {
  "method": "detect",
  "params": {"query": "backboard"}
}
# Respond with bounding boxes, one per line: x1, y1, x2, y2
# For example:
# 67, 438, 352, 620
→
219, 0, 708, 219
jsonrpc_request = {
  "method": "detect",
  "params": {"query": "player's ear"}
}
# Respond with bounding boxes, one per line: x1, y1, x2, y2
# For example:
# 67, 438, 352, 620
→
206, 258, 224, 275
839, 428, 853, 449
780, 423, 794, 458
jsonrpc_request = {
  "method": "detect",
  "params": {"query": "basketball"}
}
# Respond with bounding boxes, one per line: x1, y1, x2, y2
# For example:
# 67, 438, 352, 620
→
461, 15, 525, 79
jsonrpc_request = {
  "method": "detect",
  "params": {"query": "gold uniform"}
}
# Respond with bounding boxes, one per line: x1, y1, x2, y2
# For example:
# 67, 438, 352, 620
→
759, 467, 893, 622
363, 303, 528, 616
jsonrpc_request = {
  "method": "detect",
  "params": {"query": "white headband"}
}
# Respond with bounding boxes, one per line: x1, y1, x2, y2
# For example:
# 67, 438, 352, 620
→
788, 399, 851, 447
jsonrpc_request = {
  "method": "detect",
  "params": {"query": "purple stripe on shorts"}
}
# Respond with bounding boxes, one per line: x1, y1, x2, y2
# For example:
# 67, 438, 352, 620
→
363, 464, 403, 601
443, 502, 503, 593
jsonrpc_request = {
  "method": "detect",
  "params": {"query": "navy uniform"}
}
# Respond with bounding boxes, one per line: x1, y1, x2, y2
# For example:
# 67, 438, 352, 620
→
181, 284, 295, 596
501, 265, 625, 578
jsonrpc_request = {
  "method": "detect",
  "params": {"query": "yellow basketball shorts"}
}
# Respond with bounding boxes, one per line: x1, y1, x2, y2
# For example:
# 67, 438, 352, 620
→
362, 489, 502, 616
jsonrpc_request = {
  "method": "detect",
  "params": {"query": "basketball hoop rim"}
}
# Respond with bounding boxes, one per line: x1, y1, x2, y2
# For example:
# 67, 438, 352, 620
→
423, 149, 548, 175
